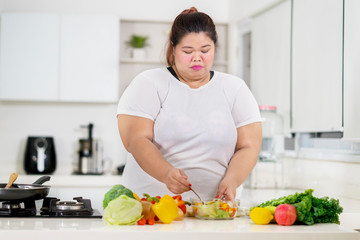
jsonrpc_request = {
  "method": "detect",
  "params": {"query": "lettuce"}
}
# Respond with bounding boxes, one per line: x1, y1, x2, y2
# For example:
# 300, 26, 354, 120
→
103, 195, 143, 225
257, 189, 343, 225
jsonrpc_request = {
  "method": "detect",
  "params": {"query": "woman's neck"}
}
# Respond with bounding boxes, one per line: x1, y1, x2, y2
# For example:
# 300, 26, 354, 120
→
172, 65, 210, 89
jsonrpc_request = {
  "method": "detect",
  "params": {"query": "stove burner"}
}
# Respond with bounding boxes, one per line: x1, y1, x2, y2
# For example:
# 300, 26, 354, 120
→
56, 201, 84, 211
40, 197, 95, 217
2, 202, 21, 209
0, 200, 36, 217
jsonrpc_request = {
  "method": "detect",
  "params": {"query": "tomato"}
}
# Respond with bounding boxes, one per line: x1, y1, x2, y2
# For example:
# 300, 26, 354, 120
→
137, 217, 146, 225
147, 218, 155, 225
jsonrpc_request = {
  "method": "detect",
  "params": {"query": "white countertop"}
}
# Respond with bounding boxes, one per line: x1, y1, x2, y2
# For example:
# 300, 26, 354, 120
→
0, 215, 359, 240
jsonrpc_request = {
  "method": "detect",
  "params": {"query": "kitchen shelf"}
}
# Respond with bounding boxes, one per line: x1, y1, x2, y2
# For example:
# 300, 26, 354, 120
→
119, 19, 229, 96
120, 58, 164, 64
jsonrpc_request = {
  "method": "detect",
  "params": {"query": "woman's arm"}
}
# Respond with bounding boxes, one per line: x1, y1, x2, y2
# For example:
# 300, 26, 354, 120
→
117, 114, 191, 194
216, 122, 262, 202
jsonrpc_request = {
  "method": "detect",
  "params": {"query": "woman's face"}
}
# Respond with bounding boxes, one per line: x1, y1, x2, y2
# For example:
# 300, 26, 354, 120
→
173, 32, 215, 81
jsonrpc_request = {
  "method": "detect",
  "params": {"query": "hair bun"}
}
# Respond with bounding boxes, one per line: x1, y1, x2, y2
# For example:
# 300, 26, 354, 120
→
181, 7, 198, 14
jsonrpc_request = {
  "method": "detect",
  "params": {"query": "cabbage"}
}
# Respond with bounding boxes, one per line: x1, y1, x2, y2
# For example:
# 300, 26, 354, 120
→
103, 195, 143, 225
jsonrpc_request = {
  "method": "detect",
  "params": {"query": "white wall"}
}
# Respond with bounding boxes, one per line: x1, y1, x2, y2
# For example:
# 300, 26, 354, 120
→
0, 101, 123, 175
228, 0, 284, 23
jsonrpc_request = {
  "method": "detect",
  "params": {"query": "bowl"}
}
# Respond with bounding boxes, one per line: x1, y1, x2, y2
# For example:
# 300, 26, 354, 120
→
191, 199, 237, 220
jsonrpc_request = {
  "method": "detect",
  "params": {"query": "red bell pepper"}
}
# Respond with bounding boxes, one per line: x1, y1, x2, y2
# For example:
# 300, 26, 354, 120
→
172, 195, 187, 214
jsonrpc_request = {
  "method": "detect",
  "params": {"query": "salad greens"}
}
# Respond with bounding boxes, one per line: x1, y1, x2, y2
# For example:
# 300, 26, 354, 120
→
194, 200, 236, 219
103, 195, 143, 225
257, 189, 343, 225
103, 184, 135, 209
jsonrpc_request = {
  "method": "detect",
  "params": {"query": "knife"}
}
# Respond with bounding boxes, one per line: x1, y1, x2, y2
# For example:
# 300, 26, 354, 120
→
189, 187, 202, 201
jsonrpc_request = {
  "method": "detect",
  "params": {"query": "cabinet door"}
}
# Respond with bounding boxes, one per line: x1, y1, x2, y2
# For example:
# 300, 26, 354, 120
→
292, 0, 343, 132
0, 13, 59, 101
251, 0, 291, 135
343, 0, 360, 141
59, 15, 119, 103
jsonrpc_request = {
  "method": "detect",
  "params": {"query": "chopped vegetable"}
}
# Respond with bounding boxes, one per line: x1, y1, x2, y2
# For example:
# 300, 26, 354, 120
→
140, 200, 156, 221
142, 193, 160, 204
257, 189, 343, 225
103, 184, 135, 209
103, 195, 143, 225
151, 195, 179, 224
193, 199, 237, 219
173, 195, 187, 214
174, 207, 185, 221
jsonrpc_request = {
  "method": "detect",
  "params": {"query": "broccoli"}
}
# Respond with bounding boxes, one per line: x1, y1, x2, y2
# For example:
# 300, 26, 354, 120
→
103, 184, 135, 209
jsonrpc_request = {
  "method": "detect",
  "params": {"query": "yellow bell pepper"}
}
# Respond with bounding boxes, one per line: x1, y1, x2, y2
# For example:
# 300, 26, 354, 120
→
133, 192, 140, 201
151, 195, 178, 224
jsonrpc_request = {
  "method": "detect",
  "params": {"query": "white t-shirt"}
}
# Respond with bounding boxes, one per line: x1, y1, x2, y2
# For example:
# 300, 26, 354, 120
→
117, 67, 261, 200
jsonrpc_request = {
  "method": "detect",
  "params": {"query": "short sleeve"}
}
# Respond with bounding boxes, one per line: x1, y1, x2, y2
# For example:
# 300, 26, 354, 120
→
117, 72, 161, 121
232, 81, 262, 128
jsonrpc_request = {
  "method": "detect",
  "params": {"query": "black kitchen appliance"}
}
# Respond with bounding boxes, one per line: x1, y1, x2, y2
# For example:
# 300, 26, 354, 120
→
24, 136, 56, 174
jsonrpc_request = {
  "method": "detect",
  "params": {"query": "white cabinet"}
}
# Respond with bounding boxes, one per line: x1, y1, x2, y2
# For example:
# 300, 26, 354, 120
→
119, 20, 229, 95
343, 0, 360, 141
0, 13, 119, 103
59, 15, 119, 103
0, 13, 59, 101
250, 0, 291, 135
291, 0, 343, 132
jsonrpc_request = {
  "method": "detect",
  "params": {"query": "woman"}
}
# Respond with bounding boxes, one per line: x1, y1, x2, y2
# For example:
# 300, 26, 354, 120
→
117, 7, 262, 202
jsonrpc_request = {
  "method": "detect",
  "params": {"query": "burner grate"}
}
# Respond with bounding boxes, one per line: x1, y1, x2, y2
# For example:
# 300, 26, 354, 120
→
0, 200, 36, 217
40, 197, 98, 217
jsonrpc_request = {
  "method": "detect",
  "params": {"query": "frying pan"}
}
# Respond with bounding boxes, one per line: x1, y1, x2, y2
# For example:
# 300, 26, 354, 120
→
0, 175, 51, 201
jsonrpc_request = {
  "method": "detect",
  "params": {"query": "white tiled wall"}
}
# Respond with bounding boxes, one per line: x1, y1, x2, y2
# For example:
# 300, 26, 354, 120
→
248, 156, 360, 201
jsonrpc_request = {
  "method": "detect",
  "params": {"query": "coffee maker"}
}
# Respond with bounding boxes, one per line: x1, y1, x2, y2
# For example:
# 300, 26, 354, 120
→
75, 123, 104, 175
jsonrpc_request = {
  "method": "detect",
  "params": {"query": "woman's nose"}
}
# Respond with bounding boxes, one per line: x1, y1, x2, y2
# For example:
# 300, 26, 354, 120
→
192, 52, 202, 62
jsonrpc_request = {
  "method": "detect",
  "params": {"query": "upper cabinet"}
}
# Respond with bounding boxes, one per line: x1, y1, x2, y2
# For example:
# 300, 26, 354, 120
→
250, 0, 291, 135
0, 13, 119, 103
59, 15, 119, 103
0, 13, 59, 101
343, 0, 360, 141
291, 0, 343, 132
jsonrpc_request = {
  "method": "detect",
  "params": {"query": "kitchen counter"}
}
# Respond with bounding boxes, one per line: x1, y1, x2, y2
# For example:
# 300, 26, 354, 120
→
0, 214, 359, 240
2, 175, 360, 239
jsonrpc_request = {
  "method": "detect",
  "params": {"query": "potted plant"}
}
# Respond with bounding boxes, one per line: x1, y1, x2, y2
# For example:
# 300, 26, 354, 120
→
126, 34, 149, 59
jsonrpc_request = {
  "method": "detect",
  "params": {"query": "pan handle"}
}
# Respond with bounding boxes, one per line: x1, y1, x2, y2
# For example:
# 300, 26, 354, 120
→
32, 176, 51, 185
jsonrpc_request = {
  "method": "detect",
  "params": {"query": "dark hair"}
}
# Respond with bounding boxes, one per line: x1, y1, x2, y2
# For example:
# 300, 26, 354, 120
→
166, 7, 218, 66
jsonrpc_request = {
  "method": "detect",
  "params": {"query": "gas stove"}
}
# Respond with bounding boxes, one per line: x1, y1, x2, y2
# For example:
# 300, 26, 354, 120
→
0, 197, 102, 218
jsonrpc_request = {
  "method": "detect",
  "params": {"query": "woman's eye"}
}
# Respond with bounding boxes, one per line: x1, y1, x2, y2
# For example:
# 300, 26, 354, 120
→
184, 51, 192, 54
201, 50, 209, 54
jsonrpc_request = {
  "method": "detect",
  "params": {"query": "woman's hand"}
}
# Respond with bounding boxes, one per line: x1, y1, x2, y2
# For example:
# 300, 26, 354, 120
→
164, 167, 191, 194
216, 176, 237, 203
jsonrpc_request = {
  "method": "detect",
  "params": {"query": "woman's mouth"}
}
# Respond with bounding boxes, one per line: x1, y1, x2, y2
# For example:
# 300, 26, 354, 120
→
191, 65, 203, 70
